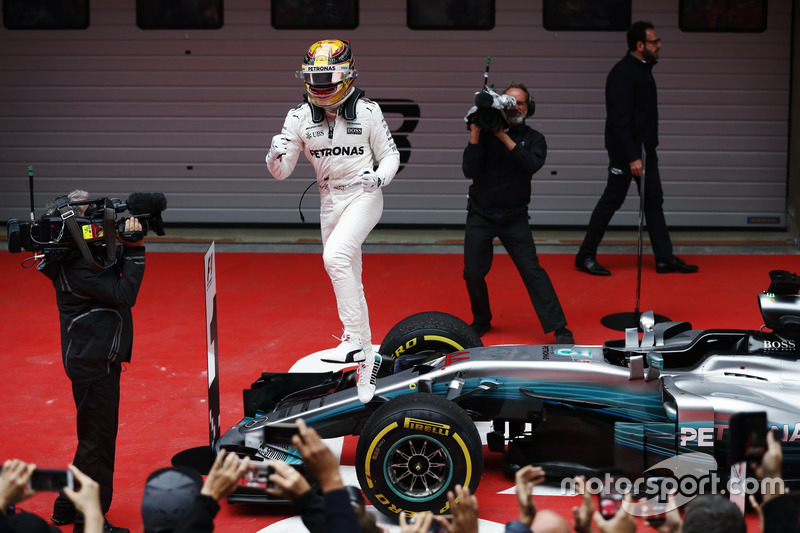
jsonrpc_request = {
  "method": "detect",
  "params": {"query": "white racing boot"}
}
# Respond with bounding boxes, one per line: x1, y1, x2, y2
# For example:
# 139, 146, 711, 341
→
357, 345, 381, 403
321, 332, 367, 364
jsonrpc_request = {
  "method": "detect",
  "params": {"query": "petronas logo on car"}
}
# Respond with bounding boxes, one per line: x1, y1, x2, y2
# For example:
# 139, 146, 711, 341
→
404, 417, 450, 436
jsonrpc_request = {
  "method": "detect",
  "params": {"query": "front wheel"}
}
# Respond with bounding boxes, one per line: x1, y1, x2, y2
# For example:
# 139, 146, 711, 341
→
355, 392, 483, 519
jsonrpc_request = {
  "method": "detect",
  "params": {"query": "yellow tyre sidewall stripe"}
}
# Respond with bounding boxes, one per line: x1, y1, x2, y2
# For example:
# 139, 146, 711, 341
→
422, 335, 464, 351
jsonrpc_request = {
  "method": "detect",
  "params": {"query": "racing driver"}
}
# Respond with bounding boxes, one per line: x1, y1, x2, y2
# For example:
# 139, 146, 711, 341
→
266, 39, 400, 404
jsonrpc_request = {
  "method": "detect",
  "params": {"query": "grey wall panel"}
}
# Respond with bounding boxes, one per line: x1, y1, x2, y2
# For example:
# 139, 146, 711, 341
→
0, 0, 791, 229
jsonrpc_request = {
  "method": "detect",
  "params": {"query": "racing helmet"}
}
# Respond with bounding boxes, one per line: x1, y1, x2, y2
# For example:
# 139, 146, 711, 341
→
297, 39, 357, 108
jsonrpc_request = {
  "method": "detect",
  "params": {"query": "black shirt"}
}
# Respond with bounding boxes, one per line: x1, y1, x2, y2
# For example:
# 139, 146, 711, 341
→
605, 52, 659, 164
462, 124, 547, 222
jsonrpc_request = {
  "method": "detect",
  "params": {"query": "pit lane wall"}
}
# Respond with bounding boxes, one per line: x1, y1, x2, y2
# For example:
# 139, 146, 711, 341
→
0, 0, 792, 228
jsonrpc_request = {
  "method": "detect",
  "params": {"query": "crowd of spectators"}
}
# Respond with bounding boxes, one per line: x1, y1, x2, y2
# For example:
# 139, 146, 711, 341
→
2, 426, 797, 532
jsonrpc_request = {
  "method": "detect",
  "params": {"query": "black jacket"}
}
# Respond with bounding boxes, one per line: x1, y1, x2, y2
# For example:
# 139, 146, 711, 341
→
40, 245, 145, 384
605, 52, 659, 165
763, 494, 800, 533
293, 488, 361, 533
462, 124, 547, 222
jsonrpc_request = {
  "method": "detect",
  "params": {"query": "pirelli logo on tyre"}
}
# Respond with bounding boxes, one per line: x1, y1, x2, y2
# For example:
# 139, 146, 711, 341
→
403, 417, 450, 436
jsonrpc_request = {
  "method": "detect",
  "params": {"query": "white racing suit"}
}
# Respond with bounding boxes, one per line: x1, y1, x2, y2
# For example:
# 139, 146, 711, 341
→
266, 92, 400, 348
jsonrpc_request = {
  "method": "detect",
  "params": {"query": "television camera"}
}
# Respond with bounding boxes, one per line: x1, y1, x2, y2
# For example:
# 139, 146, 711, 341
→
7, 192, 167, 267
464, 57, 519, 132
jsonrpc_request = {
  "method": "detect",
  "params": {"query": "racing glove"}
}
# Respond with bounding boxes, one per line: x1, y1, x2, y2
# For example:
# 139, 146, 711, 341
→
267, 134, 290, 163
358, 168, 387, 193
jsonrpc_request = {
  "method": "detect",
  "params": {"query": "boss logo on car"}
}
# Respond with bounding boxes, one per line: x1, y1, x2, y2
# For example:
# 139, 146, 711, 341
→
403, 417, 450, 436
763, 339, 796, 350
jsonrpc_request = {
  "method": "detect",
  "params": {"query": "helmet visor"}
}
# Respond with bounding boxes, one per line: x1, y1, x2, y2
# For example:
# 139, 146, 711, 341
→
296, 65, 351, 87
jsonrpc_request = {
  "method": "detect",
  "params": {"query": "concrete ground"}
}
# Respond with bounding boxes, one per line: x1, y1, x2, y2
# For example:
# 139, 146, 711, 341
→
141, 225, 800, 255
2, 222, 797, 255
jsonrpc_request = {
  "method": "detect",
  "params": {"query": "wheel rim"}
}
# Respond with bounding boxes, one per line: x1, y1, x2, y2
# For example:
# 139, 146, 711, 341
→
384, 435, 453, 502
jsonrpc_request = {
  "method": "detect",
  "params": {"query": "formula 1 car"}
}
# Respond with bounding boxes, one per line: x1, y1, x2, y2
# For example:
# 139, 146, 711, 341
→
217, 270, 800, 519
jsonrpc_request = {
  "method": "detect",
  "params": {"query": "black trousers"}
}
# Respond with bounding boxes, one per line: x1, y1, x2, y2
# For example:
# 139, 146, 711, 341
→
53, 365, 121, 519
463, 211, 567, 333
578, 152, 674, 263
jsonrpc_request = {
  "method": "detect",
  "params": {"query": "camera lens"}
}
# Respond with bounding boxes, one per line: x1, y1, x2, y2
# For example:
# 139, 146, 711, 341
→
7, 219, 21, 253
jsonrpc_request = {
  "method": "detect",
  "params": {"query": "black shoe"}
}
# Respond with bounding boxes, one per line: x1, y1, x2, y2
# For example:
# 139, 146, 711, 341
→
469, 322, 491, 337
656, 256, 698, 274
554, 327, 574, 344
102, 520, 130, 533
73, 519, 130, 533
51, 497, 76, 526
575, 255, 611, 276
52, 513, 75, 526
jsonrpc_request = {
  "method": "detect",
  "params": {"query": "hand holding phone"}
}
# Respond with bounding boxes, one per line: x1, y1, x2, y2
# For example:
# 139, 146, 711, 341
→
262, 422, 299, 445
263, 460, 310, 501
238, 461, 275, 489
29, 468, 75, 492
728, 412, 768, 467
643, 500, 667, 527
62, 464, 101, 531
598, 475, 623, 520
0, 459, 37, 507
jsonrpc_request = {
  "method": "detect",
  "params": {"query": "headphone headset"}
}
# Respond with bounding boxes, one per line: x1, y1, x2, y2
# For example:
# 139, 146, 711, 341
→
522, 89, 536, 117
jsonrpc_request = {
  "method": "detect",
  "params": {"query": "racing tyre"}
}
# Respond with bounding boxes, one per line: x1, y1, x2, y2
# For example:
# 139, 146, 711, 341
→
379, 311, 482, 367
355, 392, 483, 519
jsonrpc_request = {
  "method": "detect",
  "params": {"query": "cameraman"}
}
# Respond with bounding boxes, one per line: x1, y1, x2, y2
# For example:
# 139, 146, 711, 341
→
40, 190, 145, 533
462, 82, 574, 344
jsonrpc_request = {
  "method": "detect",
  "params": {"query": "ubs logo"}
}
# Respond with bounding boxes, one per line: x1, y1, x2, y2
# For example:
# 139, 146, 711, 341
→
306, 130, 325, 139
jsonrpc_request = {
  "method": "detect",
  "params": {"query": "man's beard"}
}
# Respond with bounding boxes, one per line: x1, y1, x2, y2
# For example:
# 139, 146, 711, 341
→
642, 49, 658, 63
507, 114, 524, 126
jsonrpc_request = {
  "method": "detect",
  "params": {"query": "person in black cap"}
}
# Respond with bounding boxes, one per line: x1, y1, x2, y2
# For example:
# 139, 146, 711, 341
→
141, 467, 204, 533
141, 451, 249, 533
